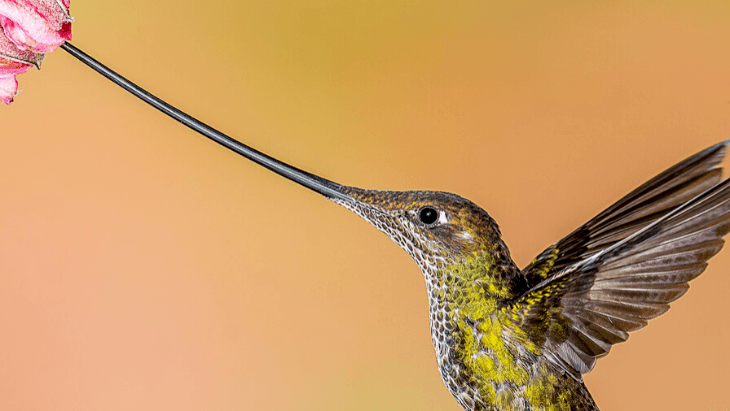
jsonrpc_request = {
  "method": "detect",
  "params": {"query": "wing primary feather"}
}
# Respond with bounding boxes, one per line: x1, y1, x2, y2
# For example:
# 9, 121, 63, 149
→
516, 142, 730, 375
589, 140, 729, 229
576, 176, 730, 272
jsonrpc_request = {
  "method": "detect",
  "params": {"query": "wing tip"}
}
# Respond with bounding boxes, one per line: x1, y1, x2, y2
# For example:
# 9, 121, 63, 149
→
707, 139, 730, 161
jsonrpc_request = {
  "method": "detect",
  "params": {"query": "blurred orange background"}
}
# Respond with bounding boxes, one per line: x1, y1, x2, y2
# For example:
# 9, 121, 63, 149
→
2, 1, 730, 410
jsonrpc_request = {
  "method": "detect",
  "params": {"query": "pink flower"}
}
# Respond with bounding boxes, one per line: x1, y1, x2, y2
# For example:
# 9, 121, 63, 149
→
0, 0, 72, 104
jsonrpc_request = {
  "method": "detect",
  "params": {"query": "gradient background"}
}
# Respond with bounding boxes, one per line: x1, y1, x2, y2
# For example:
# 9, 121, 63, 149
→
2, 1, 730, 410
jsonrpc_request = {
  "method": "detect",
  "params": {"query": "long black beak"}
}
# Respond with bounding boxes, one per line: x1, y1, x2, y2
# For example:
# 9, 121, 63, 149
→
60, 42, 354, 204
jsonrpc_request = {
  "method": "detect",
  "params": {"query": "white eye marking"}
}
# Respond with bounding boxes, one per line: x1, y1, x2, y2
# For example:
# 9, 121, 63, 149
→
459, 231, 473, 242
438, 210, 449, 225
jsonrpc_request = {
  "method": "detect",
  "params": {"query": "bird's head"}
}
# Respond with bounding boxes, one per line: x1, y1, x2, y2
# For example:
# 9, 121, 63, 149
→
331, 187, 508, 274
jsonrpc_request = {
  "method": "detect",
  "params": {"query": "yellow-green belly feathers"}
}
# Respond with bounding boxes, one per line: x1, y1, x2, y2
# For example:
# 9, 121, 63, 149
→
426, 250, 595, 411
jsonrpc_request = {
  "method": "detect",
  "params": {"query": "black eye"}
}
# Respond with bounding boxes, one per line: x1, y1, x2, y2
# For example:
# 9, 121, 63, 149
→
418, 207, 439, 225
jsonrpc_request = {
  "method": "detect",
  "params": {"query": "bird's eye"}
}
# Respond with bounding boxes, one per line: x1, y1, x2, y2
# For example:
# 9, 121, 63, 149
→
418, 207, 439, 225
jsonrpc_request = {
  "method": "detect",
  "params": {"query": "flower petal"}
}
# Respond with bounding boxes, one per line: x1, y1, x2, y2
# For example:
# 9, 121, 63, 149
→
0, 72, 20, 104
0, 20, 44, 68
0, 0, 72, 53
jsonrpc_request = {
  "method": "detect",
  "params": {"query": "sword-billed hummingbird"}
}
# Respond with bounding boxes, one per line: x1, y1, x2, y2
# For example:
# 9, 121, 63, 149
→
63, 43, 730, 411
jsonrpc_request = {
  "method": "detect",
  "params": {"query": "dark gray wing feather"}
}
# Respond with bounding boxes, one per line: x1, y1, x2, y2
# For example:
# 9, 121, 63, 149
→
523, 140, 728, 284
517, 140, 730, 376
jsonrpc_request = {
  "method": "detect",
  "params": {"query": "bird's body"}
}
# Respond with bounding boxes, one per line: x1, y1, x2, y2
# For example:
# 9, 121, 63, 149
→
336, 189, 603, 410
427, 251, 597, 411
427, 249, 598, 411
331, 142, 730, 410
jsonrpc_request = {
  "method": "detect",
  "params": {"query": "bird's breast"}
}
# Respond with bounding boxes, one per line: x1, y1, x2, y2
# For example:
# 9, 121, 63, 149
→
425, 283, 577, 410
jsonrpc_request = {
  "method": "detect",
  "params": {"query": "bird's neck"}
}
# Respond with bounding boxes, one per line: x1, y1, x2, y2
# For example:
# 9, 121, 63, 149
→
422, 249, 575, 409
423, 247, 522, 368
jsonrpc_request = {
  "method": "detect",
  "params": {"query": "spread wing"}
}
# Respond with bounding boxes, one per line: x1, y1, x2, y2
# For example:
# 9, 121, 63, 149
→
515, 140, 730, 376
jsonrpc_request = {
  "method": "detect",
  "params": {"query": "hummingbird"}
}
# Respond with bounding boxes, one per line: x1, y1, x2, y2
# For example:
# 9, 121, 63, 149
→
62, 43, 730, 411
318, 141, 730, 411
247, 139, 730, 411
244, 136, 730, 411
